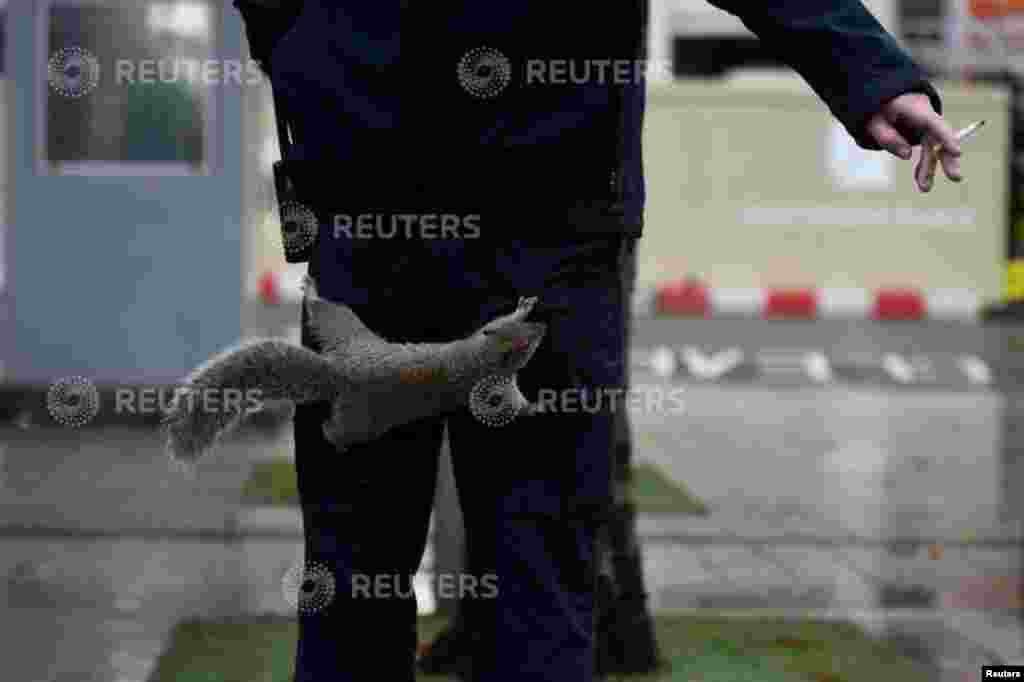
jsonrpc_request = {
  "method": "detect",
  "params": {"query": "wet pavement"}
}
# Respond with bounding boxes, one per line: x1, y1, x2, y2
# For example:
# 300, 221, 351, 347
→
3, 316, 1024, 681
626, 317, 1024, 679
631, 383, 1023, 679
1, 426, 299, 682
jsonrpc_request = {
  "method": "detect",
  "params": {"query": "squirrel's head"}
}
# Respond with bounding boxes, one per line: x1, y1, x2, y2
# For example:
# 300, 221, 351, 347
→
470, 296, 547, 373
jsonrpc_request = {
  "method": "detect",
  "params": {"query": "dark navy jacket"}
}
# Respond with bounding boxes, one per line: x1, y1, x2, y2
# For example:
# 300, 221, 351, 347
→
236, 0, 941, 239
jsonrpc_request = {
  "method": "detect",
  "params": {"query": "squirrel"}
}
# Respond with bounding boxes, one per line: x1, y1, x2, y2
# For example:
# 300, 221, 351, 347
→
162, 274, 546, 466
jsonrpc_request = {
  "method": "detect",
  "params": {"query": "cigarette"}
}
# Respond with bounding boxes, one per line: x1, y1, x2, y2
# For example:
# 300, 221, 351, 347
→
931, 119, 985, 154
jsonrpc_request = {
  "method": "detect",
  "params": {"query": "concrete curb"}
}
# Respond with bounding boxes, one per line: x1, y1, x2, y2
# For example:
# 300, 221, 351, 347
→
234, 506, 302, 535
226, 507, 1023, 547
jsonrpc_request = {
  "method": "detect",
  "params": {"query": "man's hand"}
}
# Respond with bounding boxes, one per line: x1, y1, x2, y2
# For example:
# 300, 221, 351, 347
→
864, 92, 963, 193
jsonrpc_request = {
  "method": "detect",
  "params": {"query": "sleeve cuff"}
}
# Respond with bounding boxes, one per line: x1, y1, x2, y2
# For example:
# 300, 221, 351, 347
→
837, 72, 942, 150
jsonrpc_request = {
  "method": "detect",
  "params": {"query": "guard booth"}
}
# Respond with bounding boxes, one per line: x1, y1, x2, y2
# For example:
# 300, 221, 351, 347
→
5, 1, 249, 390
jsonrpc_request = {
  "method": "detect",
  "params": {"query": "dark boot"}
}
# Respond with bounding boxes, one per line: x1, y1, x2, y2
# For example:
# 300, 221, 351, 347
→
596, 500, 663, 675
593, 529, 618, 679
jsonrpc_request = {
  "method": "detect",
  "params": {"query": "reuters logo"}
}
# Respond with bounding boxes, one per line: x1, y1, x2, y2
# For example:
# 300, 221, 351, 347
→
468, 374, 524, 428
279, 201, 318, 259
46, 376, 100, 428
282, 559, 336, 615
48, 46, 101, 98
457, 47, 511, 99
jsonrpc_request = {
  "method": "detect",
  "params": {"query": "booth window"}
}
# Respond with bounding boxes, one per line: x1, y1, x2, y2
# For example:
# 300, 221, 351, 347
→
39, 1, 216, 175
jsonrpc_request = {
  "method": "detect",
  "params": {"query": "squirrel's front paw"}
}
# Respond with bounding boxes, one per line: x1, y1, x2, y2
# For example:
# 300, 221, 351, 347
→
517, 296, 539, 315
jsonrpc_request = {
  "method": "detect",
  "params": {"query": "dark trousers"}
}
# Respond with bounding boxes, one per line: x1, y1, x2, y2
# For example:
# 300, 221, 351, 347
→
293, 235, 634, 681
593, 237, 661, 674
613, 225, 637, 486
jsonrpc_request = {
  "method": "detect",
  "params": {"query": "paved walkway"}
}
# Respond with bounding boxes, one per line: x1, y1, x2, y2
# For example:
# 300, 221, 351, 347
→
3, 372, 1023, 681
1, 424, 300, 682
628, 377, 1023, 678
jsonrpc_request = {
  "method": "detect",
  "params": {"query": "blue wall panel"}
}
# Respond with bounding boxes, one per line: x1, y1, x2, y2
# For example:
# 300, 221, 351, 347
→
7, 2, 243, 386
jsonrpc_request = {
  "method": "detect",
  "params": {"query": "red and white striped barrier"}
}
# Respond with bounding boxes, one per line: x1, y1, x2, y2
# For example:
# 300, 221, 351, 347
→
646, 279, 981, 321
254, 270, 982, 322
254, 268, 305, 307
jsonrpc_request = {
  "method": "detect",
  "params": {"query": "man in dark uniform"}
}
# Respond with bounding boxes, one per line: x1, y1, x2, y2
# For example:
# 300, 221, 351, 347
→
235, 2, 964, 681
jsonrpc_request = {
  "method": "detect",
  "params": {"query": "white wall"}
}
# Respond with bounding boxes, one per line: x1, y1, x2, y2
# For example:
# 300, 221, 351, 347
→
639, 77, 1008, 297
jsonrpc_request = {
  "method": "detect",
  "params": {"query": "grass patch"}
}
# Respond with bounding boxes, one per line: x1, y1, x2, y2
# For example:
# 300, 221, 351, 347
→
616, 615, 933, 682
148, 613, 932, 682
147, 616, 297, 682
240, 459, 298, 507
240, 459, 709, 516
629, 462, 709, 516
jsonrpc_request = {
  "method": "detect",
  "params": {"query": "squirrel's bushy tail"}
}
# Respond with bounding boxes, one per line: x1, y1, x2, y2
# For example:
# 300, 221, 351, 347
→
163, 338, 339, 464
